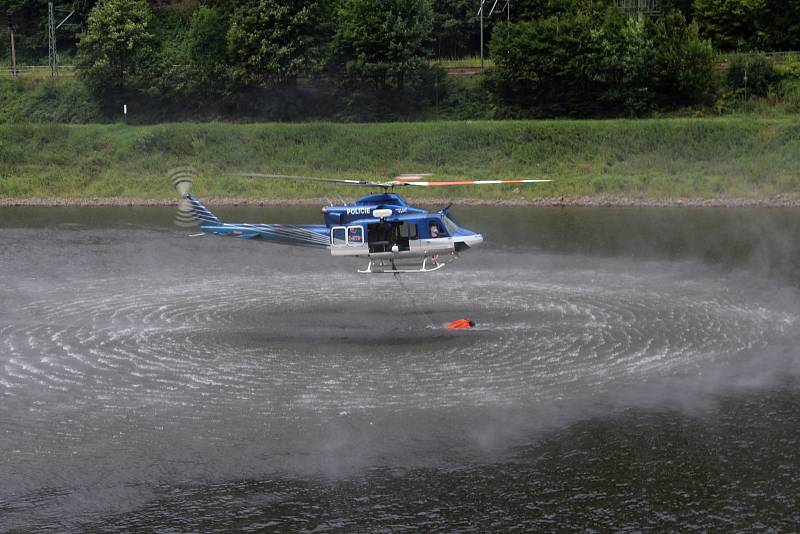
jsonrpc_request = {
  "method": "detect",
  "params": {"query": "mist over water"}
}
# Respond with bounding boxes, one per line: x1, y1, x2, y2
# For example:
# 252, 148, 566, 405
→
1, 206, 799, 530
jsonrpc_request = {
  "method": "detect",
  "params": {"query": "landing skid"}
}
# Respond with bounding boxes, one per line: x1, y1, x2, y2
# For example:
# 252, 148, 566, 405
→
358, 254, 455, 274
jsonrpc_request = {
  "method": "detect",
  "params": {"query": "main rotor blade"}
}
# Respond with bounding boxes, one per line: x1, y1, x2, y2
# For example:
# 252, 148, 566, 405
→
228, 173, 552, 188
394, 173, 432, 180
228, 172, 391, 187
394, 179, 552, 186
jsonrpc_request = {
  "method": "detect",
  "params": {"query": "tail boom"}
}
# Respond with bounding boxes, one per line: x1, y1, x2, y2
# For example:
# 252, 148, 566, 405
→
202, 223, 330, 247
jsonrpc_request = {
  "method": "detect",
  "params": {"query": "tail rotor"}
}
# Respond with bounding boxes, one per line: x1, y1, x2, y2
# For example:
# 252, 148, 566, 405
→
170, 166, 198, 227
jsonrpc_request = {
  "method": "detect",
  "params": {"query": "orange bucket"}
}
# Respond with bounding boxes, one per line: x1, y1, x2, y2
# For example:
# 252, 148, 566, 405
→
445, 318, 475, 330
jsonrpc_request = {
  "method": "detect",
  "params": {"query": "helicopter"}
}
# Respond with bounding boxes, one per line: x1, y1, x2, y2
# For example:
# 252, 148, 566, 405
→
173, 170, 551, 274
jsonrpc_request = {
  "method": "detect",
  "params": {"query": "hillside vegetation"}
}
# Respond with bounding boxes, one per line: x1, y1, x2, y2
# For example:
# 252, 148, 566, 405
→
4, 1, 800, 121
1, 119, 799, 201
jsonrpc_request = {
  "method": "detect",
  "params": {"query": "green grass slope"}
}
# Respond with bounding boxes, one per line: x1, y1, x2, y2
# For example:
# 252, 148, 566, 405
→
1, 118, 799, 201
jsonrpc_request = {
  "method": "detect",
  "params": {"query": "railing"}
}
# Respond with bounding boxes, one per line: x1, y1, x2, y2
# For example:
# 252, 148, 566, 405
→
716, 51, 800, 71
2, 51, 798, 80
615, 0, 662, 15
0, 65, 76, 78
719, 51, 800, 60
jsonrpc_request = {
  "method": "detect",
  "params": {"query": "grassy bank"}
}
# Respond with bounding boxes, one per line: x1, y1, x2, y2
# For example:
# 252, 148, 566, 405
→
1, 118, 800, 202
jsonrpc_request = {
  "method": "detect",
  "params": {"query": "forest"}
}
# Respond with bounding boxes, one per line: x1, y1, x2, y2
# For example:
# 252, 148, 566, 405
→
2, 0, 799, 121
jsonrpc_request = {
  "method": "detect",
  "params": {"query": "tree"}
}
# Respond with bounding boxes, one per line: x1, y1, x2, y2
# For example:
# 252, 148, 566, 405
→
756, 0, 800, 51
431, 0, 478, 58
334, 0, 434, 90
226, 0, 332, 87
649, 10, 716, 107
75, 0, 155, 100
692, 0, 765, 50
486, 4, 717, 116
486, 4, 608, 116
185, 5, 230, 95
187, 5, 227, 71
587, 9, 656, 115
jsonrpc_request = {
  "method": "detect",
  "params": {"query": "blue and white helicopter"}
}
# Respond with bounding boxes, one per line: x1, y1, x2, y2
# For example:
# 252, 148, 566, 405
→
173, 170, 550, 274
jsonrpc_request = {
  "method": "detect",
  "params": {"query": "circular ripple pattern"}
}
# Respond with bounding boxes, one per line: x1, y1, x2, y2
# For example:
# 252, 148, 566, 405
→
3, 260, 796, 420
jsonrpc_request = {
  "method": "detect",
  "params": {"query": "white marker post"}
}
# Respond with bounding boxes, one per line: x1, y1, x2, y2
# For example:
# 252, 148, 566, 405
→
123, 104, 127, 123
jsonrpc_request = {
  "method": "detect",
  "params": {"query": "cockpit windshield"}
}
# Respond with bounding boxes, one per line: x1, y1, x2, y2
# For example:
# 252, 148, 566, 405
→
443, 215, 459, 235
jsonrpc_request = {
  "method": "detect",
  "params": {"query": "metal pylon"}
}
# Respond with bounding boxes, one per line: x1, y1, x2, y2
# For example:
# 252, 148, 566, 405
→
48, 2, 58, 78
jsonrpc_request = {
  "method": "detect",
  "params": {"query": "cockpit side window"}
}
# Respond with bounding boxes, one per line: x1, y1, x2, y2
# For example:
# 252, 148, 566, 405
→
429, 220, 445, 238
443, 216, 459, 235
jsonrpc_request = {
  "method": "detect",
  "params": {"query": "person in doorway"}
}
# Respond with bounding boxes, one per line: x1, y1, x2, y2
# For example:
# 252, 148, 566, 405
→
430, 223, 440, 238
380, 220, 394, 251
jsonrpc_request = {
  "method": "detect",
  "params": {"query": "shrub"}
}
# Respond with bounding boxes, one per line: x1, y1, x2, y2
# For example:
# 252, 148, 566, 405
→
781, 80, 800, 113
726, 54, 779, 96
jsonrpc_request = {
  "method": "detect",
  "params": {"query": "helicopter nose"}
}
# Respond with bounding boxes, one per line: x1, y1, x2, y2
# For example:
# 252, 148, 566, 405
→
455, 233, 483, 251
468, 233, 484, 246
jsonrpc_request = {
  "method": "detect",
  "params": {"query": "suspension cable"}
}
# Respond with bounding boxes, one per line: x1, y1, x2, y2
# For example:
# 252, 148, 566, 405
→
394, 272, 436, 328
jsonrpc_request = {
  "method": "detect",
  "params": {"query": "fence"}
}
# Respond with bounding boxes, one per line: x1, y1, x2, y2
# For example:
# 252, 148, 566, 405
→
0, 65, 75, 78
2, 51, 798, 79
615, 0, 662, 16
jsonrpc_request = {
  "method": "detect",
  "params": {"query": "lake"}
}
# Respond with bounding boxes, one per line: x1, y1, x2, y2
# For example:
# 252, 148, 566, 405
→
1, 205, 799, 531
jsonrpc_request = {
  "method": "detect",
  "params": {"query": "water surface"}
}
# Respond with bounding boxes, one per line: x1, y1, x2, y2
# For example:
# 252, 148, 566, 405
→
1, 206, 799, 531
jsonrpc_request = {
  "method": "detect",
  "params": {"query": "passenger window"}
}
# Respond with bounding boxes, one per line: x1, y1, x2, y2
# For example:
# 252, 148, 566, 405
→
348, 226, 364, 244
399, 223, 418, 239
332, 227, 346, 245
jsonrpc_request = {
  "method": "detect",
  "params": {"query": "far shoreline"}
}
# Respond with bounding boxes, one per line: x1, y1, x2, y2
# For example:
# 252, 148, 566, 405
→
2, 195, 800, 209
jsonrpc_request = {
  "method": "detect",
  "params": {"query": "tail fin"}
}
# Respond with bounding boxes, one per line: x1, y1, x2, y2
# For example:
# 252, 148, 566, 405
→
171, 166, 222, 227
183, 194, 222, 226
